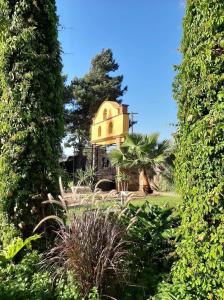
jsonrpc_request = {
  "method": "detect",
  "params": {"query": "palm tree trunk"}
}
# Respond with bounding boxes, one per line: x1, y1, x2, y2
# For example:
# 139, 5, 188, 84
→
139, 168, 153, 194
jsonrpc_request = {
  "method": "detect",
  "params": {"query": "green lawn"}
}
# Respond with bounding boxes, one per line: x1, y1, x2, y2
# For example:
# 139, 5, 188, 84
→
68, 194, 181, 218
131, 195, 181, 207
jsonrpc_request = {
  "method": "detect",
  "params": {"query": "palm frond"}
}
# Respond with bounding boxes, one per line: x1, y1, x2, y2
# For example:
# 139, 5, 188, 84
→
109, 133, 173, 176
109, 148, 126, 166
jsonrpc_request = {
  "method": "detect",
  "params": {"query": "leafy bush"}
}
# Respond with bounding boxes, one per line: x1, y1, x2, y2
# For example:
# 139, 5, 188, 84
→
0, 213, 20, 250
118, 201, 179, 299
0, 251, 52, 300
0, 250, 99, 300
0, 234, 40, 263
151, 282, 192, 300
42, 209, 129, 298
0, 212, 98, 299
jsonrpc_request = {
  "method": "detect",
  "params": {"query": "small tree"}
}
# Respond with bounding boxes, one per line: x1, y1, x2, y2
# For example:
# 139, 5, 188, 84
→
0, 1, 64, 235
110, 133, 170, 194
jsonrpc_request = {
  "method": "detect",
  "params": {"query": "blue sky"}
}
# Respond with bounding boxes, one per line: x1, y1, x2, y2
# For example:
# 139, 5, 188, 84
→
56, 0, 185, 145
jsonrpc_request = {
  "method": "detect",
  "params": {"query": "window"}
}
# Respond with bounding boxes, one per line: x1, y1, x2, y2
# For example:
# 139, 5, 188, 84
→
108, 122, 113, 134
103, 108, 107, 120
98, 126, 102, 137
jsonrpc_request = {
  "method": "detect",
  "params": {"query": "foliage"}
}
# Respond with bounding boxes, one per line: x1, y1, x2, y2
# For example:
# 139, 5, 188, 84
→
0, 212, 20, 250
0, 234, 40, 263
59, 167, 71, 191
0, 218, 98, 300
151, 282, 192, 300
0, 0, 64, 235
0, 250, 99, 300
42, 209, 129, 298
110, 133, 171, 193
64, 48, 127, 155
154, 150, 175, 192
115, 172, 129, 192
155, 179, 173, 193
115, 172, 130, 183
170, 0, 224, 298
118, 201, 179, 299
110, 133, 169, 170
0, 251, 52, 300
75, 165, 96, 190
34, 189, 180, 299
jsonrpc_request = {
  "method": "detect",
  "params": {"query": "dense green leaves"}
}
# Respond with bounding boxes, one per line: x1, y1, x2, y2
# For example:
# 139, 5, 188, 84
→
170, 0, 224, 298
119, 202, 179, 299
0, 1, 64, 235
0, 251, 99, 300
0, 234, 40, 263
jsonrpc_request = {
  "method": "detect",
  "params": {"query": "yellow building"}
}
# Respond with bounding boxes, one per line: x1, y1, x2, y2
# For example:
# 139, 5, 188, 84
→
91, 100, 129, 146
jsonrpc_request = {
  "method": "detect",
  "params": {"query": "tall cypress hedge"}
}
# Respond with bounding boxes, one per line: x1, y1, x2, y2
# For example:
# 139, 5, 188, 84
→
0, 1, 64, 235
172, 0, 224, 298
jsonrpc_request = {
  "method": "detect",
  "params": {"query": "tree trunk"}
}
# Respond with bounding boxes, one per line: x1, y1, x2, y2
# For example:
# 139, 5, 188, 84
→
139, 168, 153, 194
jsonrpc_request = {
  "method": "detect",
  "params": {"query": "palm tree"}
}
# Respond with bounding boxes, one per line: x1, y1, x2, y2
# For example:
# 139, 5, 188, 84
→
109, 133, 171, 194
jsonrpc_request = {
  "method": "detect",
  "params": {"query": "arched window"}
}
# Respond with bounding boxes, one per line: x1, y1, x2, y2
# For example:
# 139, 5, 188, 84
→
108, 122, 113, 134
103, 108, 107, 120
98, 126, 102, 137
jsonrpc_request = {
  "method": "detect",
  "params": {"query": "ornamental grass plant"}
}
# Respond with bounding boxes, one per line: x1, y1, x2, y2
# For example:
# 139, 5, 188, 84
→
42, 209, 129, 299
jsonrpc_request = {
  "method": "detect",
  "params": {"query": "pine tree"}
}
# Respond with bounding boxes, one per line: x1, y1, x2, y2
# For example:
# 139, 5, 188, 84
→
64, 49, 127, 156
0, 1, 64, 235
172, 0, 224, 298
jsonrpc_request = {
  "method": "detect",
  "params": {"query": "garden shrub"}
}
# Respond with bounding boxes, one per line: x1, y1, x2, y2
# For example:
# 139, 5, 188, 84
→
169, 0, 224, 298
151, 282, 192, 300
118, 202, 179, 299
0, 251, 53, 300
0, 249, 99, 300
0, 215, 99, 299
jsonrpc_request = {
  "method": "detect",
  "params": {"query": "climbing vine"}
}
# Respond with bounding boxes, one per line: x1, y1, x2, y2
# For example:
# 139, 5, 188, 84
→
171, 0, 224, 298
0, 0, 64, 235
